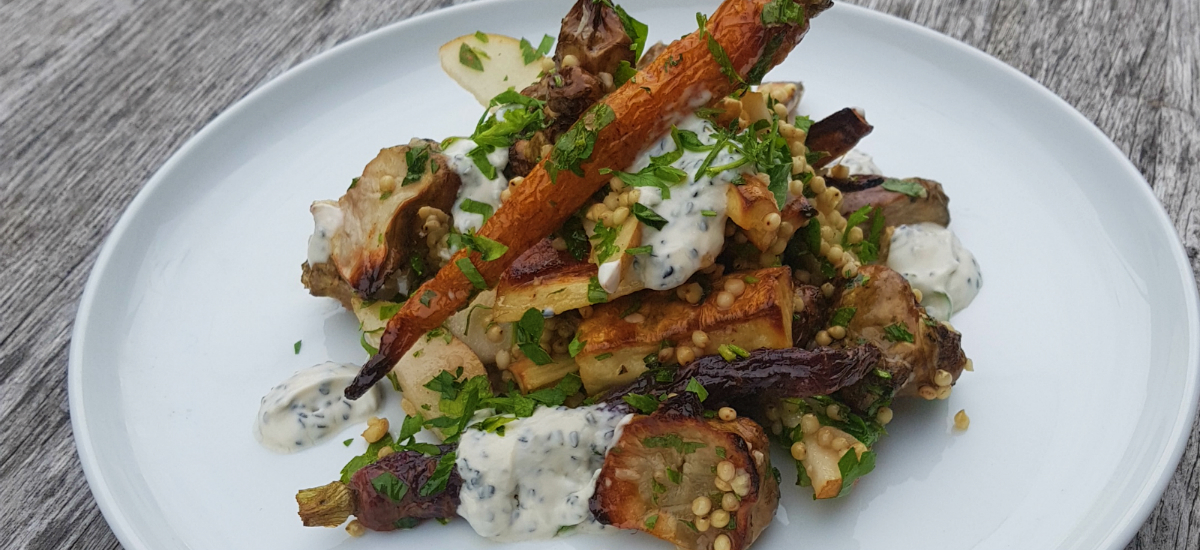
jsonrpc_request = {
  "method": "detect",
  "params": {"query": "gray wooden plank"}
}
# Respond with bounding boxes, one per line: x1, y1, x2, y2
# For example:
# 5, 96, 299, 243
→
0, 0, 1195, 549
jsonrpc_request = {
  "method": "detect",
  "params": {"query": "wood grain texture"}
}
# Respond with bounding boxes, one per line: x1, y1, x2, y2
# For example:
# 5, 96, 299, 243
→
0, 0, 1195, 549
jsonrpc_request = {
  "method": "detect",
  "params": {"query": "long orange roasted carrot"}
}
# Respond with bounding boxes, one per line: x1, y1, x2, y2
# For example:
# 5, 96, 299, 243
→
347, 0, 832, 398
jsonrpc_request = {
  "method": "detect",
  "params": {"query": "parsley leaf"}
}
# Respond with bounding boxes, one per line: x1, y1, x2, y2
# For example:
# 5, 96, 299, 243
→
560, 215, 591, 261
761, 0, 806, 26
420, 451, 458, 496
459, 43, 484, 71
515, 308, 553, 365
459, 198, 494, 222
568, 334, 586, 357
548, 104, 615, 182
360, 332, 378, 355
697, 13, 743, 86
881, 178, 928, 198
519, 35, 554, 64
371, 471, 409, 503
830, 307, 857, 327
419, 289, 437, 308
587, 276, 609, 304
623, 393, 659, 414
632, 203, 668, 230
883, 323, 915, 343
404, 144, 431, 185
589, 222, 620, 264
836, 449, 876, 497
684, 377, 709, 401
455, 258, 488, 290
642, 433, 705, 454
293, 340, 302, 354
340, 434, 394, 483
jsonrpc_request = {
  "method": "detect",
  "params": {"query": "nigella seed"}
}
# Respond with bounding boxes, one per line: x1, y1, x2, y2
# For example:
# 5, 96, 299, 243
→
699, 220, 708, 232
316, 424, 327, 429
569, 431, 580, 447
343, 414, 350, 420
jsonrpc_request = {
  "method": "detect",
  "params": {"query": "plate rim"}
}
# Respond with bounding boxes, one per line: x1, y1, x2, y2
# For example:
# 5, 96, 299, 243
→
68, 1, 1200, 548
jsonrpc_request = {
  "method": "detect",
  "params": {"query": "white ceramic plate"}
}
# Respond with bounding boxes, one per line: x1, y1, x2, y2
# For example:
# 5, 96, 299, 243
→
69, 1, 1200, 549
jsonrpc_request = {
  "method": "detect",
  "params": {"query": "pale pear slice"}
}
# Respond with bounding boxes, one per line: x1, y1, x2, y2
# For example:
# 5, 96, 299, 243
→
438, 33, 553, 106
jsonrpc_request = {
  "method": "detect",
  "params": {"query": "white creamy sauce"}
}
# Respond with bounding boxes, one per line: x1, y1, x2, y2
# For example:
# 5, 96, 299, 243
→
627, 114, 746, 291
837, 148, 880, 176
456, 405, 632, 541
253, 362, 383, 453
444, 138, 509, 235
306, 200, 343, 264
887, 222, 983, 321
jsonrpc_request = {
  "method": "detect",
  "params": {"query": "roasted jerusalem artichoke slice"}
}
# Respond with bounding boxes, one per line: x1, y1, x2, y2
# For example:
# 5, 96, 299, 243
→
592, 415, 778, 550
804, 107, 873, 169
576, 267, 794, 395
833, 175, 952, 228
303, 140, 459, 302
832, 265, 968, 411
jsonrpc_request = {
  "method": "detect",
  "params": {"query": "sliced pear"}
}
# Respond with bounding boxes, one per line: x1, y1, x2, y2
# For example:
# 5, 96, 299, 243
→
438, 33, 553, 106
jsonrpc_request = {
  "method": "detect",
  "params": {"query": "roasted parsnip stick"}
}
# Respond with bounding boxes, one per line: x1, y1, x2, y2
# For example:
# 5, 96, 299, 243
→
347, 0, 832, 398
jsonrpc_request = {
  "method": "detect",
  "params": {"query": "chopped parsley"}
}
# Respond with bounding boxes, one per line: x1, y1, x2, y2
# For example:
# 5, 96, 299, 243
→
420, 452, 458, 496
560, 215, 591, 261
595, 352, 613, 361
589, 222, 620, 264
697, 13, 743, 86
883, 323, 915, 343
642, 433, 705, 454
404, 144, 431, 185
377, 302, 403, 321
519, 34, 554, 65
455, 258, 488, 290
343, 438, 353, 447
587, 276, 609, 304
623, 393, 659, 414
459, 198, 494, 222
644, 514, 659, 530
600, 163, 687, 200
881, 178, 928, 198
370, 471, 409, 503
761, 0, 806, 26
830, 307, 857, 327
701, 209, 717, 217
458, 42, 485, 71
626, 245, 653, 256
360, 332, 378, 356
684, 377, 709, 402
568, 334, 586, 357
666, 467, 682, 484
717, 343, 750, 361
293, 340, 302, 354
547, 104, 615, 182
419, 289, 437, 308
836, 449, 876, 497
474, 31, 489, 43
514, 308, 553, 365
631, 203, 668, 230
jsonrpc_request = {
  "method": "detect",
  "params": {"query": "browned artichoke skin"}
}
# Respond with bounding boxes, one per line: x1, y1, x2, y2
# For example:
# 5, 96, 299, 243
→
301, 260, 356, 310
555, 0, 636, 77
831, 175, 952, 227
349, 446, 462, 531
591, 415, 778, 550
791, 283, 836, 346
603, 346, 882, 412
805, 107, 873, 169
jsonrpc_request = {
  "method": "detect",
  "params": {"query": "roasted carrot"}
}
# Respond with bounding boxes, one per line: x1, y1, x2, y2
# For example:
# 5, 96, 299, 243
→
347, 0, 832, 398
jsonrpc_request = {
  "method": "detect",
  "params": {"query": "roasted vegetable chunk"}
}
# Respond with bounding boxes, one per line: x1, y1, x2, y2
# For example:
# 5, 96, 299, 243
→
592, 415, 778, 550
576, 267, 794, 395
833, 265, 968, 410
303, 140, 459, 301
833, 175, 951, 228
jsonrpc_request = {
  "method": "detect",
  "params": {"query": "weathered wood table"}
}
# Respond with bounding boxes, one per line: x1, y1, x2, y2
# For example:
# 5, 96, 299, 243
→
1, 0, 1196, 548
